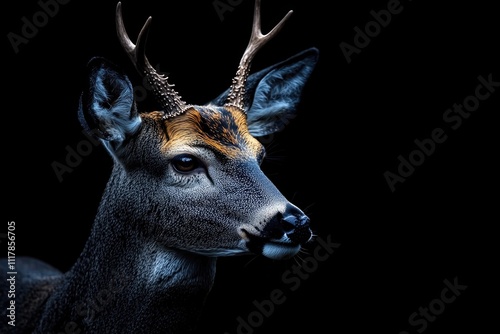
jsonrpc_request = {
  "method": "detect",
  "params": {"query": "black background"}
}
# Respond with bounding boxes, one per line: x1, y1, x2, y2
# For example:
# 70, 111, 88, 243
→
3, 0, 498, 333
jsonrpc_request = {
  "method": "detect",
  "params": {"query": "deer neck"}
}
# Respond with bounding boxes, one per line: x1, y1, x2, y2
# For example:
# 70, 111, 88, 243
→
39, 190, 217, 334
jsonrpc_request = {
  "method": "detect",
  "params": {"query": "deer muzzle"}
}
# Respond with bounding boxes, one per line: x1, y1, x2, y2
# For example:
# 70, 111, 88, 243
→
241, 203, 312, 260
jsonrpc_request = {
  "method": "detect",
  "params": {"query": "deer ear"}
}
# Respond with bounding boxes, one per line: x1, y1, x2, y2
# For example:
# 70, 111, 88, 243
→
78, 57, 141, 151
210, 47, 319, 137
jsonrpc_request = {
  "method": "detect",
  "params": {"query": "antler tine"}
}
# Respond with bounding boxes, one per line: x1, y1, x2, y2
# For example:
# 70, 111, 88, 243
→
226, 0, 293, 110
247, 0, 293, 64
115, 2, 188, 119
116, 2, 150, 72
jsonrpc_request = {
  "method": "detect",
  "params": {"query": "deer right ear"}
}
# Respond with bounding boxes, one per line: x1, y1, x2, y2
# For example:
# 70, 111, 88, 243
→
78, 57, 141, 151
210, 47, 319, 137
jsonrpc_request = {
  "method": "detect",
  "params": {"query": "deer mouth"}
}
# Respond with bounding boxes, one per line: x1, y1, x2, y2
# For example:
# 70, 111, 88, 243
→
240, 230, 302, 260
262, 240, 301, 260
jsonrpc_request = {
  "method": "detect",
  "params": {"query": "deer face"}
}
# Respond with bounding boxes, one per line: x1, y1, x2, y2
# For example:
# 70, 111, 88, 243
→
78, 1, 318, 260
128, 105, 311, 259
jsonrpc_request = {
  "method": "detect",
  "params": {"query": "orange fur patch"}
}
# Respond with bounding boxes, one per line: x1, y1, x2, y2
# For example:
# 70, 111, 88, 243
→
159, 106, 263, 160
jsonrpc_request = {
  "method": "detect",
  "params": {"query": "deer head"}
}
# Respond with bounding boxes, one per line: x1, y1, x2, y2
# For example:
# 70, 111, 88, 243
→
78, 0, 318, 261
1, 1, 319, 333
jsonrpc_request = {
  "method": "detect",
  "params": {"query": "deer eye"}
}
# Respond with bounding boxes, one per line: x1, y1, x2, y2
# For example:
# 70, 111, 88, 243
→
172, 154, 204, 174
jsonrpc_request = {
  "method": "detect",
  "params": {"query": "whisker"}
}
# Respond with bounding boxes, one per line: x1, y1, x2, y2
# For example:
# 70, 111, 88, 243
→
299, 246, 312, 257
303, 202, 317, 214
293, 253, 305, 266
243, 254, 261, 268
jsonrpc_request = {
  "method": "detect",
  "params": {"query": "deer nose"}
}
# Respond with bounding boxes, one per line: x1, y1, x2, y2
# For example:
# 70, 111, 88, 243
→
280, 205, 311, 245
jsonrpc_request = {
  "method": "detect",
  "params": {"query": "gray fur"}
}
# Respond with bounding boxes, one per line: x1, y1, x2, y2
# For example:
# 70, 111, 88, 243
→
0, 48, 318, 333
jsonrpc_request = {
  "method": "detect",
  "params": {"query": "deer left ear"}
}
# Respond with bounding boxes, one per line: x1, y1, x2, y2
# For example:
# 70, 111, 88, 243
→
78, 56, 141, 151
210, 47, 319, 137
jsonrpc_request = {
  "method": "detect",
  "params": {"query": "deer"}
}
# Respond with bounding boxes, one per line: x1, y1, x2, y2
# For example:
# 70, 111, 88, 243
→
1, 0, 318, 333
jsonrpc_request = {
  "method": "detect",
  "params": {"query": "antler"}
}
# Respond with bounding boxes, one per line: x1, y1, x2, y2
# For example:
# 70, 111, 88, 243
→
225, 0, 293, 111
116, 2, 188, 118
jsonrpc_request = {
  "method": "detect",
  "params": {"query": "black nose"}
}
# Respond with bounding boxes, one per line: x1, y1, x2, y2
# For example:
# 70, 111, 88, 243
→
281, 204, 311, 244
